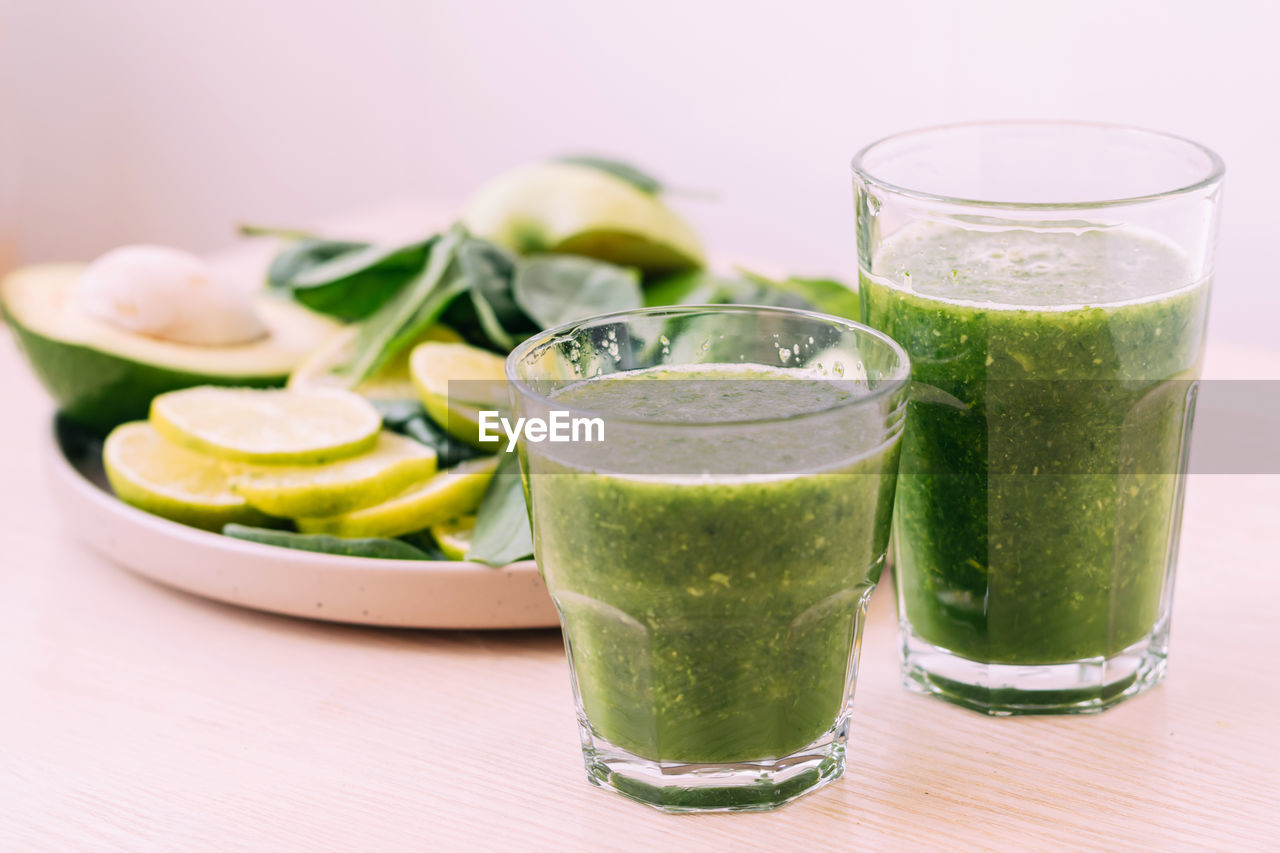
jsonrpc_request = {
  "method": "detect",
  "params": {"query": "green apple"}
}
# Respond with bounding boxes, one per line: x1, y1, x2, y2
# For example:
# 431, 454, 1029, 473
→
462, 161, 704, 273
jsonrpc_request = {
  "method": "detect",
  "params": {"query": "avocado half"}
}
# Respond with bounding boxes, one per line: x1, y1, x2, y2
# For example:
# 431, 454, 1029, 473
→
2, 263, 343, 433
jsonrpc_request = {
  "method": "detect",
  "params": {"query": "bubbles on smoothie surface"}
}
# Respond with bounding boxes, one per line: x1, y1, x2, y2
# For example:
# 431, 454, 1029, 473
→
551, 363, 857, 423
871, 224, 1195, 307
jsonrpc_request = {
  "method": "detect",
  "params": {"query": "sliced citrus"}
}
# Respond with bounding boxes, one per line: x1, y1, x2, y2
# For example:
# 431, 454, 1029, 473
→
230, 432, 438, 518
288, 323, 463, 401
103, 421, 272, 531
150, 386, 381, 464
431, 515, 476, 561
296, 456, 499, 539
409, 342, 509, 449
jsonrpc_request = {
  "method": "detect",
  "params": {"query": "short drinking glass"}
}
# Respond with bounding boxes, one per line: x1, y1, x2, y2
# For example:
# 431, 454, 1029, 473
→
507, 305, 909, 811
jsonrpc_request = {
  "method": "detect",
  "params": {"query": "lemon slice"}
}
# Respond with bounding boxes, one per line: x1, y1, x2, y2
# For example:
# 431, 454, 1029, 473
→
296, 456, 499, 539
230, 433, 439, 518
409, 342, 510, 449
288, 323, 463, 401
103, 421, 272, 531
151, 386, 381, 464
432, 515, 476, 560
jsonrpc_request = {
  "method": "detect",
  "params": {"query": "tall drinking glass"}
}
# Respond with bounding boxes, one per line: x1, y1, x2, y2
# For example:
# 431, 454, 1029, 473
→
506, 306, 909, 811
852, 122, 1224, 714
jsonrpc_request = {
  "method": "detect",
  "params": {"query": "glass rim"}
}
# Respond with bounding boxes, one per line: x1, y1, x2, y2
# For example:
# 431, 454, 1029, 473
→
504, 303, 912, 429
850, 120, 1226, 211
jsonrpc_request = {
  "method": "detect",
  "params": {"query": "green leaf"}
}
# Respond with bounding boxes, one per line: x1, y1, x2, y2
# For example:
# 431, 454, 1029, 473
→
513, 255, 643, 329
643, 270, 719, 307
454, 238, 533, 351
340, 225, 468, 382
645, 268, 859, 317
223, 524, 437, 561
263, 237, 431, 321
644, 270, 742, 307
369, 397, 424, 427
738, 270, 860, 319
644, 269, 807, 311
457, 239, 519, 303
555, 155, 663, 195
467, 453, 533, 566
292, 239, 432, 288
466, 289, 517, 351
376, 399, 487, 469
295, 267, 417, 321
266, 238, 367, 288
397, 530, 451, 560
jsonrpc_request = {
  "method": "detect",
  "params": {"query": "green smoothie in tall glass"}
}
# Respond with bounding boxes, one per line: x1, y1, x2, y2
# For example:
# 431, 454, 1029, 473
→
861, 225, 1209, 666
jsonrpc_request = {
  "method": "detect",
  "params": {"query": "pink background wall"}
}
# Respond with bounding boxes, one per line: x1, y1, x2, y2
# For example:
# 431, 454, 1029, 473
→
4, 0, 1275, 346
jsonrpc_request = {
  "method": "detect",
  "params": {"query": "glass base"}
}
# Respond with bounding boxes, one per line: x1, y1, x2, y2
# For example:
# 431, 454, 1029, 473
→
579, 721, 847, 813
900, 622, 1169, 716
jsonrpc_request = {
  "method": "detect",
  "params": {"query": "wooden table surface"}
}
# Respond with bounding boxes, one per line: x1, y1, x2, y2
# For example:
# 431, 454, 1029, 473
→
2, 222, 1277, 850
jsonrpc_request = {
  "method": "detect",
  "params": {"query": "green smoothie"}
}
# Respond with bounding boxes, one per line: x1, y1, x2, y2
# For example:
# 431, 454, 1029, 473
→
524, 364, 900, 764
861, 225, 1209, 665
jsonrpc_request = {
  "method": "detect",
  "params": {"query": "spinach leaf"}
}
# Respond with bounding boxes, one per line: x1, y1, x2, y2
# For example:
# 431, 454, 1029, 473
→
340, 225, 468, 382
643, 270, 758, 307
266, 238, 367, 288
397, 530, 451, 560
467, 453, 534, 566
458, 239, 518, 307
513, 255, 642, 329
642, 270, 721, 306
296, 266, 416, 320
466, 289, 518, 351
644, 269, 807, 310
738, 270, 860, 319
555, 155, 663, 195
727, 282, 812, 311
775, 276, 861, 320
370, 398, 425, 427
291, 239, 431, 289
377, 400, 487, 469
445, 238, 536, 352
644, 269, 859, 317
223, 524, 437, 561
262, 237, 431, 321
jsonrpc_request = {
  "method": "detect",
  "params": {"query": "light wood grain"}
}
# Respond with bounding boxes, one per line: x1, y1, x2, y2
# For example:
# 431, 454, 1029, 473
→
2, 214, 1277, 851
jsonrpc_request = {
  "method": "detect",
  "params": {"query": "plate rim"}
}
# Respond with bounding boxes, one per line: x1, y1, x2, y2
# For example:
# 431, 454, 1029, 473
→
46, 417, 539, 573
43, 416, 555, 629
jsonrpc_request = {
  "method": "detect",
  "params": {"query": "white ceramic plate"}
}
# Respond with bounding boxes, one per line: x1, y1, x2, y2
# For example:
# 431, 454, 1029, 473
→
44, 419, 558, 629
